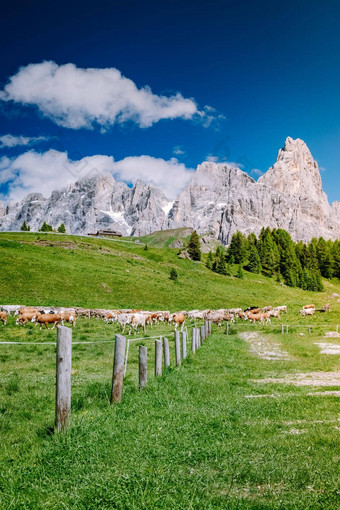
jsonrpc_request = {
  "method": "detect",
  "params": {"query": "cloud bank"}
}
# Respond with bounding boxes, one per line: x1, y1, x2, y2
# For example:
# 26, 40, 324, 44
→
0, 134, 48, 148
0, 62, 205, 130
0, 150, 193, 202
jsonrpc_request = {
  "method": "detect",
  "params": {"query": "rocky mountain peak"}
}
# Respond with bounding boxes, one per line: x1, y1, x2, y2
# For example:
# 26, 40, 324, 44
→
195, 161, 254, 185
258, 136, 324, 202
0, 137, 339, 243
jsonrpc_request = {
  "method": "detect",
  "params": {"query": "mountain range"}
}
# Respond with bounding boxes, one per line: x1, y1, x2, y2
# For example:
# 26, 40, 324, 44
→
1, 137, 339, 244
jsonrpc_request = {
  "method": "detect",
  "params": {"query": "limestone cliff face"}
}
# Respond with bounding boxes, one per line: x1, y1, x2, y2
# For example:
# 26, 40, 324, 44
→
0, 175, 170, 236
0, 137, 339, 244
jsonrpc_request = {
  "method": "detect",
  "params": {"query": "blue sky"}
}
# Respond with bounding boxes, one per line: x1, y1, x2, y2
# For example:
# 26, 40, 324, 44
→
0, 0, 339, 202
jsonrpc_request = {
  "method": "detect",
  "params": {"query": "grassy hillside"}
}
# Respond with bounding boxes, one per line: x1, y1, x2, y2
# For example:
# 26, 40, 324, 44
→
1, 319, 340, 508
1, 231, 340, 313
136, 226, 194, 248
1, 231, 340, 508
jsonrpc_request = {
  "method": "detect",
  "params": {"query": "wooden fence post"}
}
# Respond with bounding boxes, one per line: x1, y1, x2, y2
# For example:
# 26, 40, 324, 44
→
200, 325, 205, 343
55, 325, 72, 432
155, 340, 162, 376
196, 328, 201, 349
208, 321, 212, 335
175, 331, 181, 366
191, 328, 196, 354
204, 320, 209, 338
308, 326, 311, 334
139, 345, 147, 389
281, 324, 284, 335
182, 331, 187, 359
286, 325, 289, 334
111, 334, 126, 404
226, 322, 229, 336
163, 337, 170, 369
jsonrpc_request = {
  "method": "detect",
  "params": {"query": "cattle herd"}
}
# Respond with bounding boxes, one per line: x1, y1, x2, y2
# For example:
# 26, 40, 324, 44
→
0, 302, 331, 334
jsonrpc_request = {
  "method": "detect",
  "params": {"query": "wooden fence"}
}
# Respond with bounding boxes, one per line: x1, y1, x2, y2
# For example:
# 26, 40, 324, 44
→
55, 321, 212, 432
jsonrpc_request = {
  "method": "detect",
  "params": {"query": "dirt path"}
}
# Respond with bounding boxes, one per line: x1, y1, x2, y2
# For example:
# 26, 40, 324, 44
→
315, 342, 340, 354
254, 371, 340, 387
239, 331, 292, 361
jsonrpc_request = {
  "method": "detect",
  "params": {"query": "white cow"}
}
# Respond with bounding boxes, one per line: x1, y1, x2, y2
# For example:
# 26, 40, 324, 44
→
299, 308, 315, 317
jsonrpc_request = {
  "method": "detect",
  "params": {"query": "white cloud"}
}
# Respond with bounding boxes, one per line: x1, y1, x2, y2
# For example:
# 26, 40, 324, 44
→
0, 61, 211, 130
206, 155, 219, 163
250, 168, 264, 177
112, 155, 193, 199
0, 150, 193, 202
205, 155, 241, 168
173, 145, 185, 155
0, 150, 115, 202
0, 134, 48, 148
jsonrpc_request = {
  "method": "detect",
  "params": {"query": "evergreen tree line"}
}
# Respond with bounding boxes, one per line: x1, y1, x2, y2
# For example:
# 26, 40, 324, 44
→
21, 221, 66, 233
206, 227, 340, 291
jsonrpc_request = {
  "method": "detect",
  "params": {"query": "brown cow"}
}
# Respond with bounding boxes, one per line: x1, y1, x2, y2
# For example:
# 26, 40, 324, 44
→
60, 311, 76, 327
16, 311, 40, 325
32, 313, 61, 329
172, 312, 186, 331
303, 304, 315, 310
322, 304, 331, 312
248, 312, 271, 324
0, 311, 7, 325
16, 307, 39, 316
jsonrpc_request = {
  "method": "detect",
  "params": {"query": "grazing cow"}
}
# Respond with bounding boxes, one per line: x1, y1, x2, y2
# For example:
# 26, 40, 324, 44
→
105, 311, 119, 323
1, 305, 24, 315
32, 313, 61, 329
244, 307, 260, 313
75, 308, 92, 318
226, 308, 243, 315
299, 308, 315, 317
303, 304, 315, 310
16, 307, 39, 316
268, 309, 280, 318
261, 306, 273, 313
187, 310, 203, 320
163, 312, 173, 324
205, 310, 225, 327
16, 311, 40, 325
129, 313, 147, 334
322, 304, 331, 312
248, 312, 271, 324
225, 313, 235, 323
117, 313, 132, 333
274, 305, 287, 314
172, 312, 186, 331
60, 311, 76, 327
0, 311, 7, 325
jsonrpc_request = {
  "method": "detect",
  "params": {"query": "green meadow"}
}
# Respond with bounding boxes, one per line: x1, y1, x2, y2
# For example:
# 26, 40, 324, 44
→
1, 232, 340, 509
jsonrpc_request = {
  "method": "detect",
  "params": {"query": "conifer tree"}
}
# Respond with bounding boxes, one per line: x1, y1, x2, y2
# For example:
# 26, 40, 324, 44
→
236, 263, 244, 279
57, 223, 66, 233
187, 230, 201, 261
20, 221, 30, 231
246, 244, 262, 273
227, 231, 247, 263
39, 221, 53, 232
206, 250, 213, 269
169, 268, 178, 281
216, 253, 227, 275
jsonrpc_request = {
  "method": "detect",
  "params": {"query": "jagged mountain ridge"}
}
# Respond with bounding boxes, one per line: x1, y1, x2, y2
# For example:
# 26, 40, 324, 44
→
1, 137, 339, 244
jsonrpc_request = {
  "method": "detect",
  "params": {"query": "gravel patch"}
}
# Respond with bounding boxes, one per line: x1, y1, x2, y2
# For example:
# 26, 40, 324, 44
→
240, 331, 292, 361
